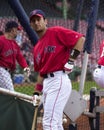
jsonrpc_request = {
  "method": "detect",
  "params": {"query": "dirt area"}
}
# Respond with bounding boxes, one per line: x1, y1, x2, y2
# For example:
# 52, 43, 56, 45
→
36, 98, 104, 130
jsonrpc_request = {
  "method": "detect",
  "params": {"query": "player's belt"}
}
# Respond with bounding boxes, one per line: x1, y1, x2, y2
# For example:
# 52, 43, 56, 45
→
98, 65, 104, 69
42, 73, 54, 78
4, 68, 10, 72
98, 65, 101, 68
0, 67, 10, 72
42, 70, 65, 78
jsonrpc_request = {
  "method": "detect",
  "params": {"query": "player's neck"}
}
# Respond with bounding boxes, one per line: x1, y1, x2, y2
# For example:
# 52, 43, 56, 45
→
37, 27, 47, 39
4, 33, 14, 40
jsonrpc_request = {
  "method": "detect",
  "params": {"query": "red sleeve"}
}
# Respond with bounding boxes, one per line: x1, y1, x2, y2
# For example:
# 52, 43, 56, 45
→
56, 27, 84, 49
99, 41, 104, 56
98, 41, 104, 65
0, 37, 4, 52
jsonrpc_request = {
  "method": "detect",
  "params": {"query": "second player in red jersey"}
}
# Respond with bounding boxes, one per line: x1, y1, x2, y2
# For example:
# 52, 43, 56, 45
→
0, 21, 30, 91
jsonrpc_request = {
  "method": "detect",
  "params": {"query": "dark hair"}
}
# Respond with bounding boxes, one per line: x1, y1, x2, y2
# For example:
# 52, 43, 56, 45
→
5, 21, 19, 32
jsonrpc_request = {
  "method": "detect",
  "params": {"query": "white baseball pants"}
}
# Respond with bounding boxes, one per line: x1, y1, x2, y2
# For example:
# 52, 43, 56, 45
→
93, 65, 104, 88
42, 71, 72, 130
0, 67, 14, 91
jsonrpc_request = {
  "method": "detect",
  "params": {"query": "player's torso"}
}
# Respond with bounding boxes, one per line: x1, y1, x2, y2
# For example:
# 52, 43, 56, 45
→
0, 36, 19, 69
33, 28, 69, 74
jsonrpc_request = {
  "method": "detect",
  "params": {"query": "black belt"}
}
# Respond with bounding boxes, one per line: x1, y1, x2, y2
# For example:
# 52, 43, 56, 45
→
98, 65, 101, 68
5, 68, 10, 71
42, 70, 65, 78
42, 73, 54, 78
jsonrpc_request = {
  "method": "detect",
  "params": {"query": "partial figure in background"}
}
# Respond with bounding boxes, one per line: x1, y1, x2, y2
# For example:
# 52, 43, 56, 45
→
15, 31, 23, 46
23, 53, 31, 83
29, 9, 85, 130
93, 40, 104, 88
0, 21, 30, 91
21, 41, 34, 83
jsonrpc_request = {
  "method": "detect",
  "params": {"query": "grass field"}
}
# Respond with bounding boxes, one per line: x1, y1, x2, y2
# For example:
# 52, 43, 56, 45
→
72, 81, 99, 94
14, 80, 100, 95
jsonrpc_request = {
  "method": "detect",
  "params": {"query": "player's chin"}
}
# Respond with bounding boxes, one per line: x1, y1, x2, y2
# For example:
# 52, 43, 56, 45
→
36, 29, 44, 33
34, 26, 41, 30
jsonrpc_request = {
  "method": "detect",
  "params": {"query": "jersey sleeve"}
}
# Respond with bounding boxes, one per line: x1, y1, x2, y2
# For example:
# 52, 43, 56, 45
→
0, 39, 3, 52
56, 27, 84, 49
98, 41, 104, 65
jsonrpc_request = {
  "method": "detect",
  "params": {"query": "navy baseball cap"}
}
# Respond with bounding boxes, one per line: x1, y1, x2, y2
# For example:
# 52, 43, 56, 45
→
5, 21, 22, 31
29, 9, 46, 20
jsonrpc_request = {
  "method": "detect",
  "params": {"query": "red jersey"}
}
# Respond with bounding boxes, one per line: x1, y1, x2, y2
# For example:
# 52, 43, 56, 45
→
98, 40, 104, 66
33, 26, 83, 75
0, 35, 28, 71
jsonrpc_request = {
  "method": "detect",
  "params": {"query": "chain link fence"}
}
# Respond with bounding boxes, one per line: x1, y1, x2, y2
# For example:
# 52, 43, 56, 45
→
0, 0, 104, 129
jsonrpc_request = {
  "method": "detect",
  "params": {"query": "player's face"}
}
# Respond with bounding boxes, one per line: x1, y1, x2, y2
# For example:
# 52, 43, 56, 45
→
11, 28, 19, 39
30, 16, 47, 33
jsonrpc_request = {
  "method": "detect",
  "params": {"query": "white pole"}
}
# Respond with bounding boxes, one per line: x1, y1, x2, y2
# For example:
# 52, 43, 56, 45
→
62, 0, 68, 20
79, 51, 89, 95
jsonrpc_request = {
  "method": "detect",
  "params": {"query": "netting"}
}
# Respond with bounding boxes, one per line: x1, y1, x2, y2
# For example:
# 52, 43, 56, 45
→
0, 0, 104, 130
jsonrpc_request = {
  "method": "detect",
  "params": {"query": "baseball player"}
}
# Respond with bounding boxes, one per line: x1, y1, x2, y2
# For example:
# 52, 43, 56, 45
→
0, 21, 30, 91
30, 9, 85, 130
93, 40, 104, 88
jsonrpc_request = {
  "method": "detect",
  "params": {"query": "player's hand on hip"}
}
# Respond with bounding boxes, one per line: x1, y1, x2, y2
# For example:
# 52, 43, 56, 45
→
64, 60, 74, 74
24, 67, 30, 77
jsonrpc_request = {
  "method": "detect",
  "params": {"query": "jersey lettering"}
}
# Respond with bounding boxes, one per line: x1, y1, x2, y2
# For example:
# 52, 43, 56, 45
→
45, 45, 56, 53
4, 49, 17, 56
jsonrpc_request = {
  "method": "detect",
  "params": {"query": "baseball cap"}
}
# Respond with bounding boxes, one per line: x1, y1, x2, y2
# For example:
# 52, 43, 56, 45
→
29, 9, 46, 20
5, 21, 22, 31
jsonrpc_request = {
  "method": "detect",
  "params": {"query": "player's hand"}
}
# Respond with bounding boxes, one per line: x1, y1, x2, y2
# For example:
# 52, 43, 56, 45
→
64, 60, 74, 74
32, 92, 40, 106
24, 67, 30, 77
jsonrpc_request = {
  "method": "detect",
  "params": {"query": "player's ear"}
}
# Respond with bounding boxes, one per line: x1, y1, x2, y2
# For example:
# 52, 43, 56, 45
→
10, 28, 14, 33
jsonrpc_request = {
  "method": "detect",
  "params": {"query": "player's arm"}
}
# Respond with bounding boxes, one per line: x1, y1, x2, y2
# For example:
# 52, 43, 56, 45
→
16, 46, 31, 76
64, 36, 85, 74
33, 74, 43, 106
34, 74, 44, 95
69, 36, 85, 61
